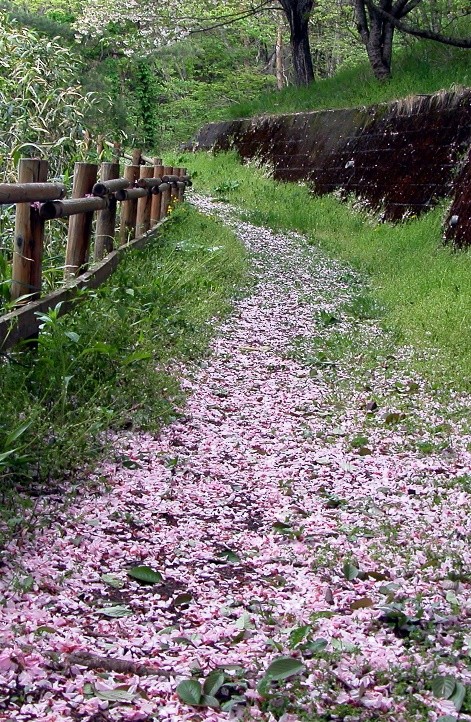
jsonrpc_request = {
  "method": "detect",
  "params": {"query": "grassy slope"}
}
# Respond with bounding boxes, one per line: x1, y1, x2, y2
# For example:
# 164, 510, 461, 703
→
227, 41, 470, 118
177, 151, 471, 392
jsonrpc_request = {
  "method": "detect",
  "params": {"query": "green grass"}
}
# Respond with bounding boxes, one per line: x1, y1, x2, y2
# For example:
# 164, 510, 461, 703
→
226, 40, 470, 118
0, 202, 246, 534
176, 150, 471, 391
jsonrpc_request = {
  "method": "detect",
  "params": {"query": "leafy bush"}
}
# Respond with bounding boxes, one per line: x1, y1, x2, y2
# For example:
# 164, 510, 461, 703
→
0, 11, 105, 180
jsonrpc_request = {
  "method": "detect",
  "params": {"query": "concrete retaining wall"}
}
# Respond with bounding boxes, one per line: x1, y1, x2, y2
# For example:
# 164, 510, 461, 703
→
194, 89, 471, 247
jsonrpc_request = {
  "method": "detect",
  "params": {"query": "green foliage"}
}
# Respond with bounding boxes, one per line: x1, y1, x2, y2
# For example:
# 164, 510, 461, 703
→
0, 204, 246, 536
110, 32, 275, 149
0, 11, 104, 180
257, 657, 305, 696
127, 566, 163, 584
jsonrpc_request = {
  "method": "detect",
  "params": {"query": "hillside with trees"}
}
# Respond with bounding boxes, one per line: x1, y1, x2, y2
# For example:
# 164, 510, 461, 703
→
1, 0, 468, 153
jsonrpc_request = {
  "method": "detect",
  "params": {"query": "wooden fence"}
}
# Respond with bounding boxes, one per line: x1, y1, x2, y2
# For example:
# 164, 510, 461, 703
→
0, 150, 191, 351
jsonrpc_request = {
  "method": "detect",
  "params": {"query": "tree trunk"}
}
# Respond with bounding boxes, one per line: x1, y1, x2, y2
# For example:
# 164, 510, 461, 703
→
353, 0, 394, 80
279, 0, 315, 86
275, 25, 285, 90
366, 11, 394, 79
291, 27, 314, 85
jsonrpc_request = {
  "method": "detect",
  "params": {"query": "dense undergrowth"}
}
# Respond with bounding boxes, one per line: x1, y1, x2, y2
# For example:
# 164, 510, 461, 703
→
178, 151, 471, 393
0, 203, 245, 538
227, 40, 470, 119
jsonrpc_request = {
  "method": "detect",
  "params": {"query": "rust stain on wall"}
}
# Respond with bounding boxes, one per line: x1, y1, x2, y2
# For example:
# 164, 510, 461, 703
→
193, 89, 471, 248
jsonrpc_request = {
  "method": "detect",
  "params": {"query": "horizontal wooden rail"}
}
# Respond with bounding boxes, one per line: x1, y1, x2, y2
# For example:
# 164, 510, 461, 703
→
0, 149, 191, 350
0, 182, 66, 204
115, 187, 149, 202
162, 175, 181, 184
92, 178, 130, 197
136, 177, 162, 190
40, 196, 108, 220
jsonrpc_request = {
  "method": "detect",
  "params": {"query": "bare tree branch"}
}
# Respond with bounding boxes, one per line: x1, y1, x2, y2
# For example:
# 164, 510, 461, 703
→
364, 0, 471, 47
181, 1, 281, 35
188, 8, 282, 34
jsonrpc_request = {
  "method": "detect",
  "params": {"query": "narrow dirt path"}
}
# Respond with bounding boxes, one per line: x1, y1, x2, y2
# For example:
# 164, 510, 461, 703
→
1, 197, 471, 721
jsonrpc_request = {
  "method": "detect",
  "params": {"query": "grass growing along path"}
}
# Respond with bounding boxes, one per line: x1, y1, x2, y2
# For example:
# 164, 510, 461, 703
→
176, 151, 471, 396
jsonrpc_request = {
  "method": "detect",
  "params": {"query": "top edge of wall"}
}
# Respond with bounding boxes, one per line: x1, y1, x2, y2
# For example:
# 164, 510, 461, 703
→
225, 85, 471, 124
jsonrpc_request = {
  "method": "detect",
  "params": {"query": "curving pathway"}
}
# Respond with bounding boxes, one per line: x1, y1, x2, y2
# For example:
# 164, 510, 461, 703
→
1, 196, 471, 721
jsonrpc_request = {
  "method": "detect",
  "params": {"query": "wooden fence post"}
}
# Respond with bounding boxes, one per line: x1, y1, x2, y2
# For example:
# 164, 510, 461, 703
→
151, 158, 164, 226
119, 164, 140, 244
160, 165, 173, 219
94, 162, 119, 261
136, 166, 153, 236
177, 167, 186, 202
29, 159, 48, 299
131, 149, 142, 166
112, 143, 121, 163
171, 167, 180, 201
11, 158, 47, 303
65, 162, 98, 278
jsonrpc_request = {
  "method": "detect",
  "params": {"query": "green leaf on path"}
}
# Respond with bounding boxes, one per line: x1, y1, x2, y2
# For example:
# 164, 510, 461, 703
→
231, 629, 250, 644
157, 625, 177, 635
385, 412, 406, 425
97, 605, 132, 618
203, 670, 225, 697
235, 612, 253, 630
121, 457, 142, 469
343, 560, 360, 581
173, 592, 193, 607
450, 681, 466, 711
432, 676, 456, 699
289, 624, 311, 647
35, 625, 56, 635
379, 582, 400, 596
217, 548, 241, 563
200, 694, 220, 708
350, 597, 374, 610
263, 656, 305, 682
368, 571, 389, 581
173, 636, 195, 646
127, 566, 162, 584
95, 688, 135, 702
307, 638, 328, 653
221, 695, 246, 712
176, 679, 202, 706
176, 679, 218, 707
273, 521, 292, 532
101, 574, 124, 589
